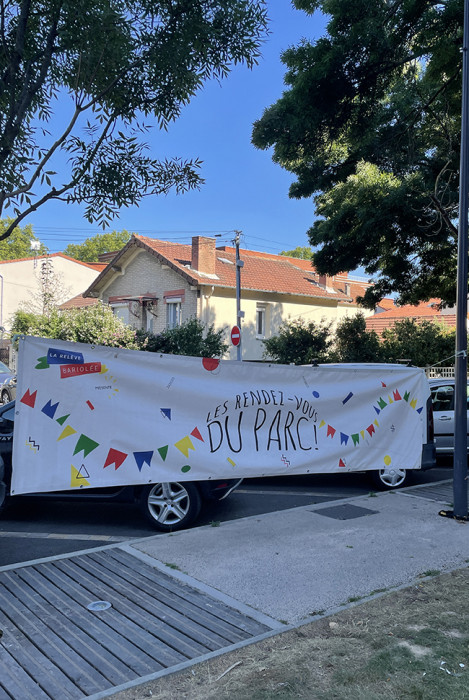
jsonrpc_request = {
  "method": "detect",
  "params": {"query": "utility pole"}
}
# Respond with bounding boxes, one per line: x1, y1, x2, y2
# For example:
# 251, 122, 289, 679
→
234, 230, 244, 361
452, 0, 469, 519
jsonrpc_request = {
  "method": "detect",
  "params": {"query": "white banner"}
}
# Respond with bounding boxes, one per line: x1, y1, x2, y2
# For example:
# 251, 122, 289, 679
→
11, 337, 430, 495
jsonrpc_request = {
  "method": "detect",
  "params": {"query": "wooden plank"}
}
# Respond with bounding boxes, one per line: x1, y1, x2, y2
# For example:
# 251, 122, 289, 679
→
15, 566, 163, 677
0, 577, 107, 697
100, 549, 269, 635
36, 560, 186, 668
78, 555, 223, 654
107, 548, 269, 634
0, 643, 51, 700
75, 554, 240, 649
0, 597, 79, 700
2, 569, 135, 688
52, 558, 196, 664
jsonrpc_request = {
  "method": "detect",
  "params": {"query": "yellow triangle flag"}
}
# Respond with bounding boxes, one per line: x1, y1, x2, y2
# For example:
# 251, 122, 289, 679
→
388, 395, 394, 403
58, 425, 77, 441
374, 419, 379, 427
410, 398, 417, 409
174, 435, 195, 458
319, 420, 326, 428
360, 430, 365, 439
71, 464, 90, 488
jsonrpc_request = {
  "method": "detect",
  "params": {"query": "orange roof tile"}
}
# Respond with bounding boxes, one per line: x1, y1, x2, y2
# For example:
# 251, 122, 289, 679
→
366, 300, 456, 336
59, 294, 100, 310
0, 252, 104, 271
90, 236, 350, 302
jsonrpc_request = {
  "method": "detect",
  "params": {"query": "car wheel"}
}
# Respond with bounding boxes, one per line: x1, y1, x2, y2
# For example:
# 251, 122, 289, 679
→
370, 468, 410, 490
139, 481, 202, 531
1, 389, 9, 405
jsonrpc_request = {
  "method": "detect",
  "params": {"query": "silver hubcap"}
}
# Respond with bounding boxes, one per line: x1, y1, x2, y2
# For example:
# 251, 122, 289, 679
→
378, 468, 407, 488
147, 482, 190, 525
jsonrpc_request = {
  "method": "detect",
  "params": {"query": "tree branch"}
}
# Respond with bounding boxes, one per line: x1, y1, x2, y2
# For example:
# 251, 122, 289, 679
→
429, 193, 458, 236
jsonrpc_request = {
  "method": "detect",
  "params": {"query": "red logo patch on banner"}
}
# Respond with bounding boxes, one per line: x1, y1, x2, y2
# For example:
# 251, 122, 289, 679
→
60, 362, 102, 378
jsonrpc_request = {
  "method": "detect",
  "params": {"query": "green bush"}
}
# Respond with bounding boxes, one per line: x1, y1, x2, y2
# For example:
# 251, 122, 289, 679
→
12, 307, 228, 358
136, 318, 228, 358
262, 318, 332, 365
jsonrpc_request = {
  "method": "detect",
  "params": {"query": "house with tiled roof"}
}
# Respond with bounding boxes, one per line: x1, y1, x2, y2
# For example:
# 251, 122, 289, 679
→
83, 235, 374, 360
365, 299, 457, 337
0, 253, 105, 332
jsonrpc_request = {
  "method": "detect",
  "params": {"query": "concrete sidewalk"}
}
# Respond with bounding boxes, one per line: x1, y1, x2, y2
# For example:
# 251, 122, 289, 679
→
128, 479, 467, 625
2, 479, 468, 700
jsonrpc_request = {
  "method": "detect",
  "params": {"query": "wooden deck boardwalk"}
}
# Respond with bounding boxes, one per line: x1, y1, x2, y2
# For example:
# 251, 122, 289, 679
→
0, 547, 272, 699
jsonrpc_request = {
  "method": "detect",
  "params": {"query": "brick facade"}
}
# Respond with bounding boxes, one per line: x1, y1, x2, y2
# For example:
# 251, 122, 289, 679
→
102, 250, 198, 334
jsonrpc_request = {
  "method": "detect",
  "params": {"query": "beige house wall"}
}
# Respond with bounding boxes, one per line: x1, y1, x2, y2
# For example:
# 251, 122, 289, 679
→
92, 248, 374, 361
335, 304, 375, 324
201, 287, 340, 361
0, 256, 100, 332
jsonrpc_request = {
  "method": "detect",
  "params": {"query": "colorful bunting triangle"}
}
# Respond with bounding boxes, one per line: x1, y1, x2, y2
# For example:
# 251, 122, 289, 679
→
103, 448, 128, 470
157, 445, 168, 461
56, 414, 70, 426
58, 425, 77, 441
41, 400, 59, 419
133, 451, 153, 471
20, 389, 37, 408
73, 434, 99, 457
174, 435, 195, 457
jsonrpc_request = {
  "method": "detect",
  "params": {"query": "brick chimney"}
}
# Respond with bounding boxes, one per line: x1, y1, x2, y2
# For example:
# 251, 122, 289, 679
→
318, 274, 332, 288
191, 236, 216, 275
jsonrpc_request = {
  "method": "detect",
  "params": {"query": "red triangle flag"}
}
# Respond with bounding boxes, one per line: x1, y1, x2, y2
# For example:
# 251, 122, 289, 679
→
20, 389, 37, 408
191, 427, 204, 442
103, 448, 128, 470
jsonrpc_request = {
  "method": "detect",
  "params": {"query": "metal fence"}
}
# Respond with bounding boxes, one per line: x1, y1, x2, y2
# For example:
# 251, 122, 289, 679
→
425, 366, 455, 379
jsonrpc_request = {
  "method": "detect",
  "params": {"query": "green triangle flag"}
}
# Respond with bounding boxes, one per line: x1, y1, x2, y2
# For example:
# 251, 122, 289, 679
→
56, 414, 70, 426
73, 434, 99, 457
158, 445, 169, 461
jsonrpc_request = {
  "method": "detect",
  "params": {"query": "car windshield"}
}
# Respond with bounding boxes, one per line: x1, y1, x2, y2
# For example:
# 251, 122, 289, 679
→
0, 361, 10, 374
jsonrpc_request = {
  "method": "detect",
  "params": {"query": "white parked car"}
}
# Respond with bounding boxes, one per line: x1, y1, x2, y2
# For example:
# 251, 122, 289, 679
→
429, 378, 469, 456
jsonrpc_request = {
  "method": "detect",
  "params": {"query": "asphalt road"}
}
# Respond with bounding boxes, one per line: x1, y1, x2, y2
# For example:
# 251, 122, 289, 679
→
0, 466, 452, 567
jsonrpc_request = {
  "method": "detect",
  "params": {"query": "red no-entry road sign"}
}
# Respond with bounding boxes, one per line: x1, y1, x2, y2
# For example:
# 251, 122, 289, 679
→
231, 325, 241, 346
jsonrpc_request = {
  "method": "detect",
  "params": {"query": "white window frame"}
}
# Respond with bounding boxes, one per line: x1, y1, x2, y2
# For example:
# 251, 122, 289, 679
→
256, 304, 266, 338
166, 298, 182, 329
110, 302, 130, 325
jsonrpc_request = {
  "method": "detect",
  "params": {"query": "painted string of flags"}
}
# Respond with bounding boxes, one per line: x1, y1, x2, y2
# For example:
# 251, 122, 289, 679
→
18, 346, 424, 488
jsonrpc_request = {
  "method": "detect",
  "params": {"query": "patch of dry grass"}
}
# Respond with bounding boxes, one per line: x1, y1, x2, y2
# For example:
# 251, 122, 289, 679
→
111, 568, 469, 700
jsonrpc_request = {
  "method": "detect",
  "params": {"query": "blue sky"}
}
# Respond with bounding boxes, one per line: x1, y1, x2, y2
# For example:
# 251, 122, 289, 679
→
29, 2, 329, 259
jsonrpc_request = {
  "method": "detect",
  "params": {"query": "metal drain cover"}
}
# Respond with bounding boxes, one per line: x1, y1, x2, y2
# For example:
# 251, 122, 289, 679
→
313, 504, 379, 520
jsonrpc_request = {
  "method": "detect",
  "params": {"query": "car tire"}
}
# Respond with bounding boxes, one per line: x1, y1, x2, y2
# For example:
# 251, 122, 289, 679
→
370, 468, 411, 490
1, 389, 10, 405
139, 481, 202, 531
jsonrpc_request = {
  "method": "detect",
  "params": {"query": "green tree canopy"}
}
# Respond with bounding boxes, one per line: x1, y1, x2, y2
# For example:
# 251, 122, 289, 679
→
280, 246, 313, 259
262, 313, 456, 368
64, 230, 132, 262
0, 1, 267, 239
262, 318, 332, 364
0, 219, 47, 260
11, 303, 142, 349
252, 0, 462, 307
11, 307, 228, 357
332, 313, 385, 363
382, 318, 456, 368
137, 318, 228, 358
